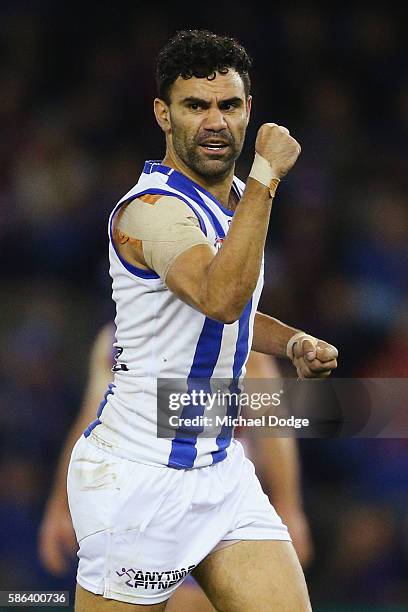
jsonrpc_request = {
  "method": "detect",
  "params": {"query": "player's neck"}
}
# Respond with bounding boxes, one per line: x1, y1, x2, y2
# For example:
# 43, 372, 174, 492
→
161, 151, 236, 211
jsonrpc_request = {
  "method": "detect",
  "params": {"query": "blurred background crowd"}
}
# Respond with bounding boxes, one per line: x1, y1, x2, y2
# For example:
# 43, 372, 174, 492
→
0, 2, 407, 610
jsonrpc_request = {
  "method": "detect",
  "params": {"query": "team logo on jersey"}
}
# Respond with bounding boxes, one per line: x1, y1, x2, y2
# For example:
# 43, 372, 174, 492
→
116, 564, 196, 590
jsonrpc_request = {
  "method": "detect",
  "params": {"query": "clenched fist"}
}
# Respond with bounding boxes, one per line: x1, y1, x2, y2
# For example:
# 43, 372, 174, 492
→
287, 333, 338, 379
255, 123, 301, 178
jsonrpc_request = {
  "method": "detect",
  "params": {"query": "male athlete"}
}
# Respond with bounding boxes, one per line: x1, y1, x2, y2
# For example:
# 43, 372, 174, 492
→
68, 30, 337, 611
39, 324, 313, 611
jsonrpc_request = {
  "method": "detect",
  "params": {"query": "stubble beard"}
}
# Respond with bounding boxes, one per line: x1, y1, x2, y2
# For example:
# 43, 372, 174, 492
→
172, 129, 244, 181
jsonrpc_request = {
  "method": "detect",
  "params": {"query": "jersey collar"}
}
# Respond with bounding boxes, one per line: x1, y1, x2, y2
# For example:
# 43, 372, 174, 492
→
142, 160, 238, 217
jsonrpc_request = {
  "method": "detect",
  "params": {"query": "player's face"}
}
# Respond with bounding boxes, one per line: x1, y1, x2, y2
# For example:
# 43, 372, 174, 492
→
166, 70, 251, 179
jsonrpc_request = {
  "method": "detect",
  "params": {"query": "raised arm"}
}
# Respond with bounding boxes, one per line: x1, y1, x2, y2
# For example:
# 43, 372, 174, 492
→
166, 124, 300, 322
113, 124, 300, 324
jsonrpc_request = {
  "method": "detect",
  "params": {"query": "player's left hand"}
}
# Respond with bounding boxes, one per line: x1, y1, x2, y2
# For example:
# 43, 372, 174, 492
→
288, 333, 338, 379
38, 498, 78, 576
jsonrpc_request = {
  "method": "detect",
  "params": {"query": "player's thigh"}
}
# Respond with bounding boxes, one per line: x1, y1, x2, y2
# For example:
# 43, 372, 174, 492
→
75, 584, 167, 612
165, 580, 216, 612
192, 540, 312, 612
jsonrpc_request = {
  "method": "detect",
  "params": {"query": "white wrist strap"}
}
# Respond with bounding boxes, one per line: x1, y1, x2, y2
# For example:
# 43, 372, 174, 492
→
286, 332, 318, 359
248, 152, 280, 197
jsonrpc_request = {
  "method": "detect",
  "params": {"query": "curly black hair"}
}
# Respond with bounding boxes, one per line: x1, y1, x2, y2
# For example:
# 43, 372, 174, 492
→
156, 29, 252, 103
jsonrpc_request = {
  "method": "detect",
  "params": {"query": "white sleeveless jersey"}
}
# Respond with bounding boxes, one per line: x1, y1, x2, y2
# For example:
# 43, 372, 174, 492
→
84, 161, 264, 469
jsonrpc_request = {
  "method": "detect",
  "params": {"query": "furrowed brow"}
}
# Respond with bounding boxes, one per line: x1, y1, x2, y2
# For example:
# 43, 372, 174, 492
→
219, 97, 244, 108
181, 96, 244, 108
182, 97, 211, 108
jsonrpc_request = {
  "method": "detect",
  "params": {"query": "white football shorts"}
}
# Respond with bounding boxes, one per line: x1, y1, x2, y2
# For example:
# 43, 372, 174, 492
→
67, 434, 291, 606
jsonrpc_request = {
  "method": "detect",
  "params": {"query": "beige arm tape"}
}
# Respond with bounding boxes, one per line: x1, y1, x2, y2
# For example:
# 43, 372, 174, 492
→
248, 153, 280, 197
117, 195, 214, 280
286, 331, 318, 359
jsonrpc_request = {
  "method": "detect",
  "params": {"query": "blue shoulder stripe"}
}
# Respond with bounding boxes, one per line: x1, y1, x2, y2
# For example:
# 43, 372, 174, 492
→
167, 172, 226, 237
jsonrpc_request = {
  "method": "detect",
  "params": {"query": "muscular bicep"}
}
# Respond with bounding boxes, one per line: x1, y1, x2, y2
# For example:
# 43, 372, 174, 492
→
114, 194, 226, 317
142, 223, 215, 282
165, 243, 217, 311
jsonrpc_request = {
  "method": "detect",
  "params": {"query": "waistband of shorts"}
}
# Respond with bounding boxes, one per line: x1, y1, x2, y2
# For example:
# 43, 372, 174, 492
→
85, 430, 241, 471
85, 431, 169, 469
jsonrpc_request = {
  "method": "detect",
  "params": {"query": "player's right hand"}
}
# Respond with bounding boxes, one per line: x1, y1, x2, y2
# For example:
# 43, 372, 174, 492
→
255, 123, 301, 178
38, 500, 78, 576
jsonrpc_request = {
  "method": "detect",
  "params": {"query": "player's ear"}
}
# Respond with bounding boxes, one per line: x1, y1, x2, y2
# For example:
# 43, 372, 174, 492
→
154, 98, 171, 132
246, 95, 252, 125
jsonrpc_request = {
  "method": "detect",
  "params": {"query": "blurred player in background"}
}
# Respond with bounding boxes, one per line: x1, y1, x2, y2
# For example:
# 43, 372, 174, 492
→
39, 322, 313, 610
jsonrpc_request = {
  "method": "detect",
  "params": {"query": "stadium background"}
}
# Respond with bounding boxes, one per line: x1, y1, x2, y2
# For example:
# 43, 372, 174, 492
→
0, 2, 407, 610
